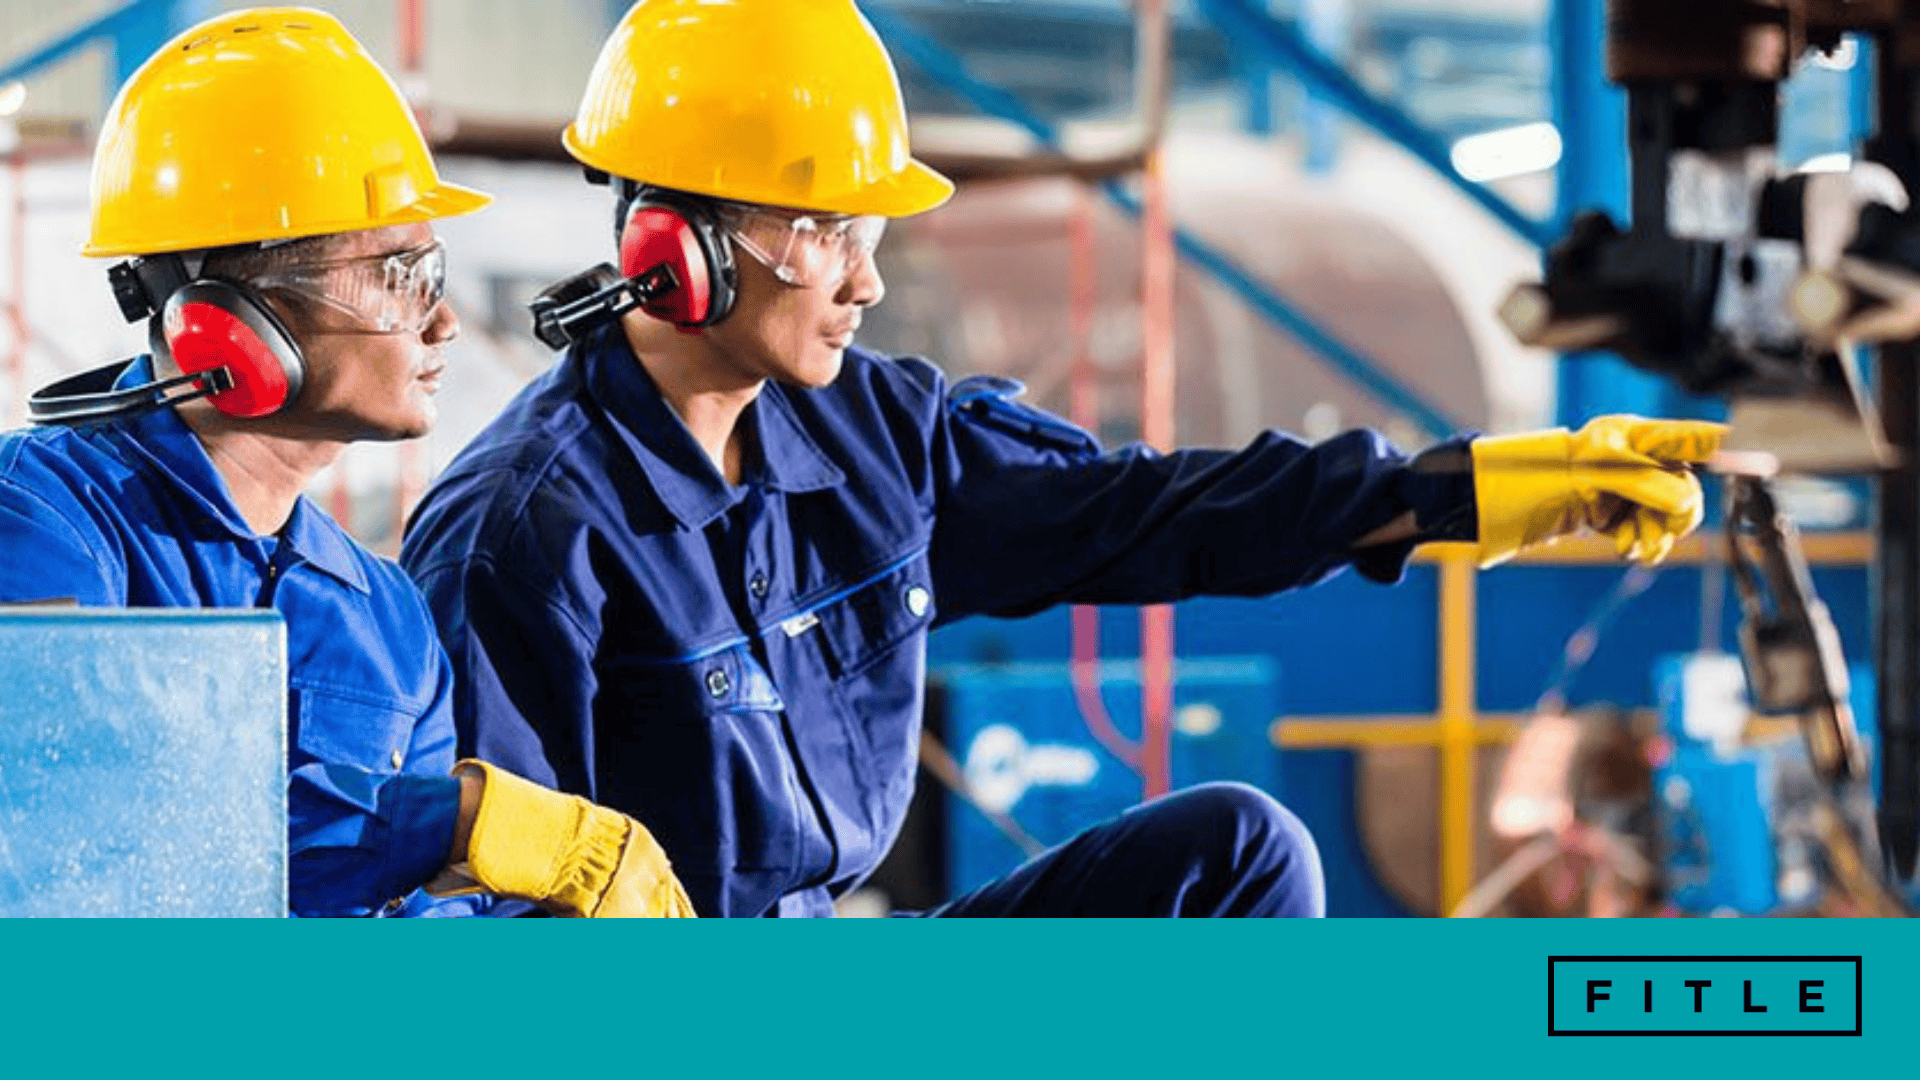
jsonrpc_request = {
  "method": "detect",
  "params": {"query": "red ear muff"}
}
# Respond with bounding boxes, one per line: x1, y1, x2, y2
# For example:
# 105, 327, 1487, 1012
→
160, 282, 305, 418
618, 190, 737, 329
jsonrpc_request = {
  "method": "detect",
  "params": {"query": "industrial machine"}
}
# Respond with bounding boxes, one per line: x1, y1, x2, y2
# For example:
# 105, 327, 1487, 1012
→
1654, 651, 1879, 916
1502, 0, 1920, 914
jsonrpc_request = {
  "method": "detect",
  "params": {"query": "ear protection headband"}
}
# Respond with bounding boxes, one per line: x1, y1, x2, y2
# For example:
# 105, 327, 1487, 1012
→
30, 253, 305, 425
527, 171, 739, 351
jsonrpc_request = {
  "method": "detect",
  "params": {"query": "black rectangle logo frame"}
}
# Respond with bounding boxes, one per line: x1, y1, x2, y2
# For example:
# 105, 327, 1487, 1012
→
1547, 955, 1862, 1036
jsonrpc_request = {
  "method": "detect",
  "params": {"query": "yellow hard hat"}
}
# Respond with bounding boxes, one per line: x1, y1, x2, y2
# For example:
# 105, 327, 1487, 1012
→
84, 7, 491, 257
565, 0, 954, 219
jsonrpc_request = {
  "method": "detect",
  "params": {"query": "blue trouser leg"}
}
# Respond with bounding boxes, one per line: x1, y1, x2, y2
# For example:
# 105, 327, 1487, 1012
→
921, 782, 1325, 917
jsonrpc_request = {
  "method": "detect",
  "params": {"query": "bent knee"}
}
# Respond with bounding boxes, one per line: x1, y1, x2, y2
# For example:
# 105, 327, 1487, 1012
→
1172, 782, 1317, 860
1159, 782, 1323, 916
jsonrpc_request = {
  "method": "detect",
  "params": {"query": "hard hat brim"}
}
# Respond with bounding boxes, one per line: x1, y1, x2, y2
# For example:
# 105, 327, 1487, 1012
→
82, 179, 495, 258
824, 158, 956, 218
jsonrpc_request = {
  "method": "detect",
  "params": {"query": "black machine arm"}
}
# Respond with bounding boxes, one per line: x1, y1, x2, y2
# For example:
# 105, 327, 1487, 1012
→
1727, 478, 1868, 783
1726, 476, 1912, 914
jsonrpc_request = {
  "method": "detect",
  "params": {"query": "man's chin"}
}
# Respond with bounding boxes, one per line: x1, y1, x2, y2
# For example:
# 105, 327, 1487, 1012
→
778, 348, 845, 390
360, 411, 436, 444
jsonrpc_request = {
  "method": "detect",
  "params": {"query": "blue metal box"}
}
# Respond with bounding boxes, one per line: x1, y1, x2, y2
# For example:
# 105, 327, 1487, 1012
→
0, 610, 287, 917
933, 657, 1281, 898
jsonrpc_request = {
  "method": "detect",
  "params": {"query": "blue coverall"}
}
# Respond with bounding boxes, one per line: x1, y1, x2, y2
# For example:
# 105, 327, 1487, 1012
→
0, 357, 474, 917
402, 325, 1477, 917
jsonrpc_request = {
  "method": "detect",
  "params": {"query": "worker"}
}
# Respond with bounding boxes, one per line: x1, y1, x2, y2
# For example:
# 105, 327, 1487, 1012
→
0, 9, 694, 918
401, 0, 1725, 917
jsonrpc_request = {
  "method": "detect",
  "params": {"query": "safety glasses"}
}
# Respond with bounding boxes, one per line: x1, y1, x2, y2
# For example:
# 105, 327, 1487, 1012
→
716, 203, 887, 289
252, 239, 448, 335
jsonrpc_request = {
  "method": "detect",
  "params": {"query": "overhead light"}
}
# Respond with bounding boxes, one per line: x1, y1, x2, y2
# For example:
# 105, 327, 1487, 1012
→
0, 82, 24, 118
1450, 121, 1563, 183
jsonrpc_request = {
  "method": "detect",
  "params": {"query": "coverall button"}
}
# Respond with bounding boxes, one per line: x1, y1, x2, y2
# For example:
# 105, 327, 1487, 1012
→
749, 573, 769, 598
706, 668, 731, 698
904, 585, 930, 618
389, 748, 404, 770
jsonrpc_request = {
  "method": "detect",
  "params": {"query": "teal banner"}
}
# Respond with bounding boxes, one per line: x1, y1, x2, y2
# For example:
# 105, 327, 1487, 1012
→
0, 918, 1914, 1076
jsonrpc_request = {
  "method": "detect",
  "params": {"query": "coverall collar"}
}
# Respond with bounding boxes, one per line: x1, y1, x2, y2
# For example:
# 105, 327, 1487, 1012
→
109, 355, 371, 593
581, 327, 845, 530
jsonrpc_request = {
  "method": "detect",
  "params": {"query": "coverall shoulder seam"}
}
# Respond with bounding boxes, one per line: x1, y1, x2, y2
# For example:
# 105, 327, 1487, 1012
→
408, 410, 594, 581
418, 551, 601, 651
0, 471, 121, 587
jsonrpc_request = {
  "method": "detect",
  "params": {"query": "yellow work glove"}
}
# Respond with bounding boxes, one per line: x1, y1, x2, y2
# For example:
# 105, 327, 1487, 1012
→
1470, 415, 1727, 568
441, 760, 698, 918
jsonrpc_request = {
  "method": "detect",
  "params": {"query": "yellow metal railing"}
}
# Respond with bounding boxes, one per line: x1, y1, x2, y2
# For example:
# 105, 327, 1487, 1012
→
1267, 530, 1875, 916
1436, 547, 1479, 915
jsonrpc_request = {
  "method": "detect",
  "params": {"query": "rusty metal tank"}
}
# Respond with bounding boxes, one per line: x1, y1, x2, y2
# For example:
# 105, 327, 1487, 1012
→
866, 132, 1498, 449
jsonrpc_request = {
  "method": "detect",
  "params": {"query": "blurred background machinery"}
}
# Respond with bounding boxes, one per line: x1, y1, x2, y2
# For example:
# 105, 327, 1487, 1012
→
0, 0, 1911, 915
1478, 0, 1920, 918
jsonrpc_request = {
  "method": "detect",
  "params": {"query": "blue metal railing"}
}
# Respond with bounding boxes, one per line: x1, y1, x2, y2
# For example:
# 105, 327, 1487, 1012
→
0, 0, 215, 104
863, 1, 1465, 438
1196, 0, 1554, 249
0, 2, 153, 88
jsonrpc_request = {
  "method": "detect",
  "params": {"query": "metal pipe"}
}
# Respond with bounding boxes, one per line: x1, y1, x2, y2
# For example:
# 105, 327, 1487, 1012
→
1130, 0, 1173, 159
393, 0, 427, 554
1139, 179, 1175, 454
330, 468, 354, 537
1066, 184, 1146, 771
394, 443, 423, 555
1067, 187, 1099, 429
399, 0, 426, 77
1437, 547, 1478, 916
7, 156, 26, 428
1139, 119, 1177, 798
1141, 604, 1175, 798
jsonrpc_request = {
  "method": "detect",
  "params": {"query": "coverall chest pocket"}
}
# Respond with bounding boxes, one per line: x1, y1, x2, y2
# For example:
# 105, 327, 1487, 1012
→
809, 555, 937, 682
604, 644, 801, 899
809, 555, 936, 828
289, 684, 418, 775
